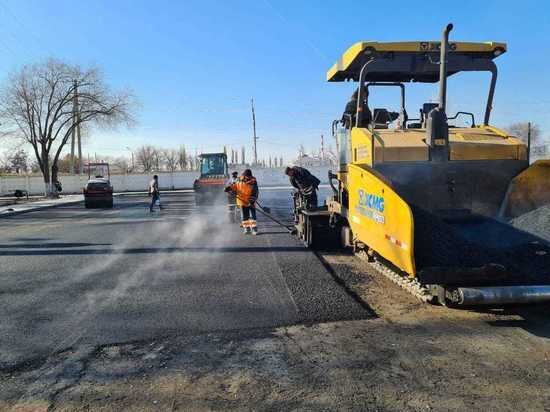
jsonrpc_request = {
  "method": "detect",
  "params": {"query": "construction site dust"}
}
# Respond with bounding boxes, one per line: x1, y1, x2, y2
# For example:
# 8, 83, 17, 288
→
80, 207, 231, 313
3, 207, 232, 368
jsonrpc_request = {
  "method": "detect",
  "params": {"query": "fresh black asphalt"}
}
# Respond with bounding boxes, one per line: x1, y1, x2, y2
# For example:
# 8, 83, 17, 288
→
0, 190, 370, 370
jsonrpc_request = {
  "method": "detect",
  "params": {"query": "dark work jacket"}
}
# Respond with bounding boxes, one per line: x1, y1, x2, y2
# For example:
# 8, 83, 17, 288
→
342, 98, 372, 128
289, 167, 320, 195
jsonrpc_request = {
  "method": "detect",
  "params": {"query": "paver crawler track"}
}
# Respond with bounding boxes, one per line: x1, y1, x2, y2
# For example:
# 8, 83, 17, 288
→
356, 250, 433, 303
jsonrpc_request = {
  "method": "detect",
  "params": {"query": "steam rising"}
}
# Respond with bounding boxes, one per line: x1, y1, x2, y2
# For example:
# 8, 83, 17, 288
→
43, 202, 239, 347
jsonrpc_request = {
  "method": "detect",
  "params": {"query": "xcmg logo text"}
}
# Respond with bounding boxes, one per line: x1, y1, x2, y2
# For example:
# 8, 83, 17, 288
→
357, 189, 384, 213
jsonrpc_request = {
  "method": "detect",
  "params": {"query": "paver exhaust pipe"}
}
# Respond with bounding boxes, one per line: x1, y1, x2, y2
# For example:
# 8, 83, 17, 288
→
426, 23, 453, 161
438, 23, 453, 112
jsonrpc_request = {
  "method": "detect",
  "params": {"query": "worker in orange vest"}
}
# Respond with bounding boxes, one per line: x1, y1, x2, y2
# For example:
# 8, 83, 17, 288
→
225, 169, 259, 235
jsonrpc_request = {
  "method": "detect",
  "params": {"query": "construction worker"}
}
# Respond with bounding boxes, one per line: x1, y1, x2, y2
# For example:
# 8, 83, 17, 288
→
226, 171, 239, 222
285, 166, 321, 210
148, 175, 161, 213
225, 169, 259, 235
342, 87, 372, 128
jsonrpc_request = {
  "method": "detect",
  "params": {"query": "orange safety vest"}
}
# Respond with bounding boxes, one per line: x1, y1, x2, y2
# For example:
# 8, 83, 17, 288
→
231, 176, 257, 207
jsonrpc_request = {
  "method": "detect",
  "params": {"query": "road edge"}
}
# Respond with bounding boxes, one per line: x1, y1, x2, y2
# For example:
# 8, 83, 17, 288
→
0, 198, 84, 218
0, 190, 193, 218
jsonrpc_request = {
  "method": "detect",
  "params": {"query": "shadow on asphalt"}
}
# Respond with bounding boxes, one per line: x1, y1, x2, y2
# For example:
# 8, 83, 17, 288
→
0, 245, 307, 256
0, 242, 112, 249
314, 251, 378, 317
472, 305, 550, 339
486, 318, 550, 339
13, 237, 50, 242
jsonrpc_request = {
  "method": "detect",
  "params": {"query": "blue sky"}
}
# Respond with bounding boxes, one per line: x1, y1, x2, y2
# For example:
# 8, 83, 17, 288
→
0, 0, 549, 162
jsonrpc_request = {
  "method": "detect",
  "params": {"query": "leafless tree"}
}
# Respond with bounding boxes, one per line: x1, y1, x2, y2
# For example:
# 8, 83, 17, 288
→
178, 146, 187, 170
29, 159, 41, 174
190, 155, 199, 171
154, 150, 162, 171
0, 152, 10, 174
506, 122, 542, 146
0, 148, 29, 174
112, 156, 129, 173
57, 153, 81, 173
163, 148, 179, 172
136, 145, 158, 173
0, 58, 135, 196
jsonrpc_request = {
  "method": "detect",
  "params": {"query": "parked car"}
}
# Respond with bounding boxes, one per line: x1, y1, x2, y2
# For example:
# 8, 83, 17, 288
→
84, 177, 113, 208
83, 162, 113, 208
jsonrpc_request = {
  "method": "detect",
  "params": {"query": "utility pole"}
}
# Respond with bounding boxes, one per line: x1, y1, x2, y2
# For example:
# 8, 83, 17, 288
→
70, 80, 83, 174
70, 81, 77, 174
70, 124, 75, 174
251, 98, 258, 166
527, 121, 532, 164
77, 100, 82, 174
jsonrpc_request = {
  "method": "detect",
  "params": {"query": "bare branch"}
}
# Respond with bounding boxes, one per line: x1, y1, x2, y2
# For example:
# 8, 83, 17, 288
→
0, 57, 138, 196
163, 149, 179, 172
135, 145, 158, 173
506, 122, 542, 146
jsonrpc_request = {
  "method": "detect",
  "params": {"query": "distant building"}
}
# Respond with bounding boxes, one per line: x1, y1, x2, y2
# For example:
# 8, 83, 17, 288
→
293, 153, 335, 168
293, 136, 337, 167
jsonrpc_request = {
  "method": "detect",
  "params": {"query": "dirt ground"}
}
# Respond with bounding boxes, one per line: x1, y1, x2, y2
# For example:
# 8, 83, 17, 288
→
2, 251, 550, 412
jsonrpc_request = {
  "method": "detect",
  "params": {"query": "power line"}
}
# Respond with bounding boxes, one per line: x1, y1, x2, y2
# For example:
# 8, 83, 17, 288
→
251, 98, 258, 165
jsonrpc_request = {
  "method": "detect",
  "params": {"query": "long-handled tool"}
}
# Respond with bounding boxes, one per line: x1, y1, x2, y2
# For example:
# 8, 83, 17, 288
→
254, 199, 297, 234
230, 191, 296, 234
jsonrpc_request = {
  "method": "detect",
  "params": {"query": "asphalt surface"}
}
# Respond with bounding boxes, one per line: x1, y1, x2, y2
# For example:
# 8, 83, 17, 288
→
413, 206, 550, 285
0, 189, 369, 370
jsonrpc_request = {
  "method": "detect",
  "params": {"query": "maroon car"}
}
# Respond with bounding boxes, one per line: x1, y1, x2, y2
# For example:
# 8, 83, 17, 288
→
83, 163, 113, 208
